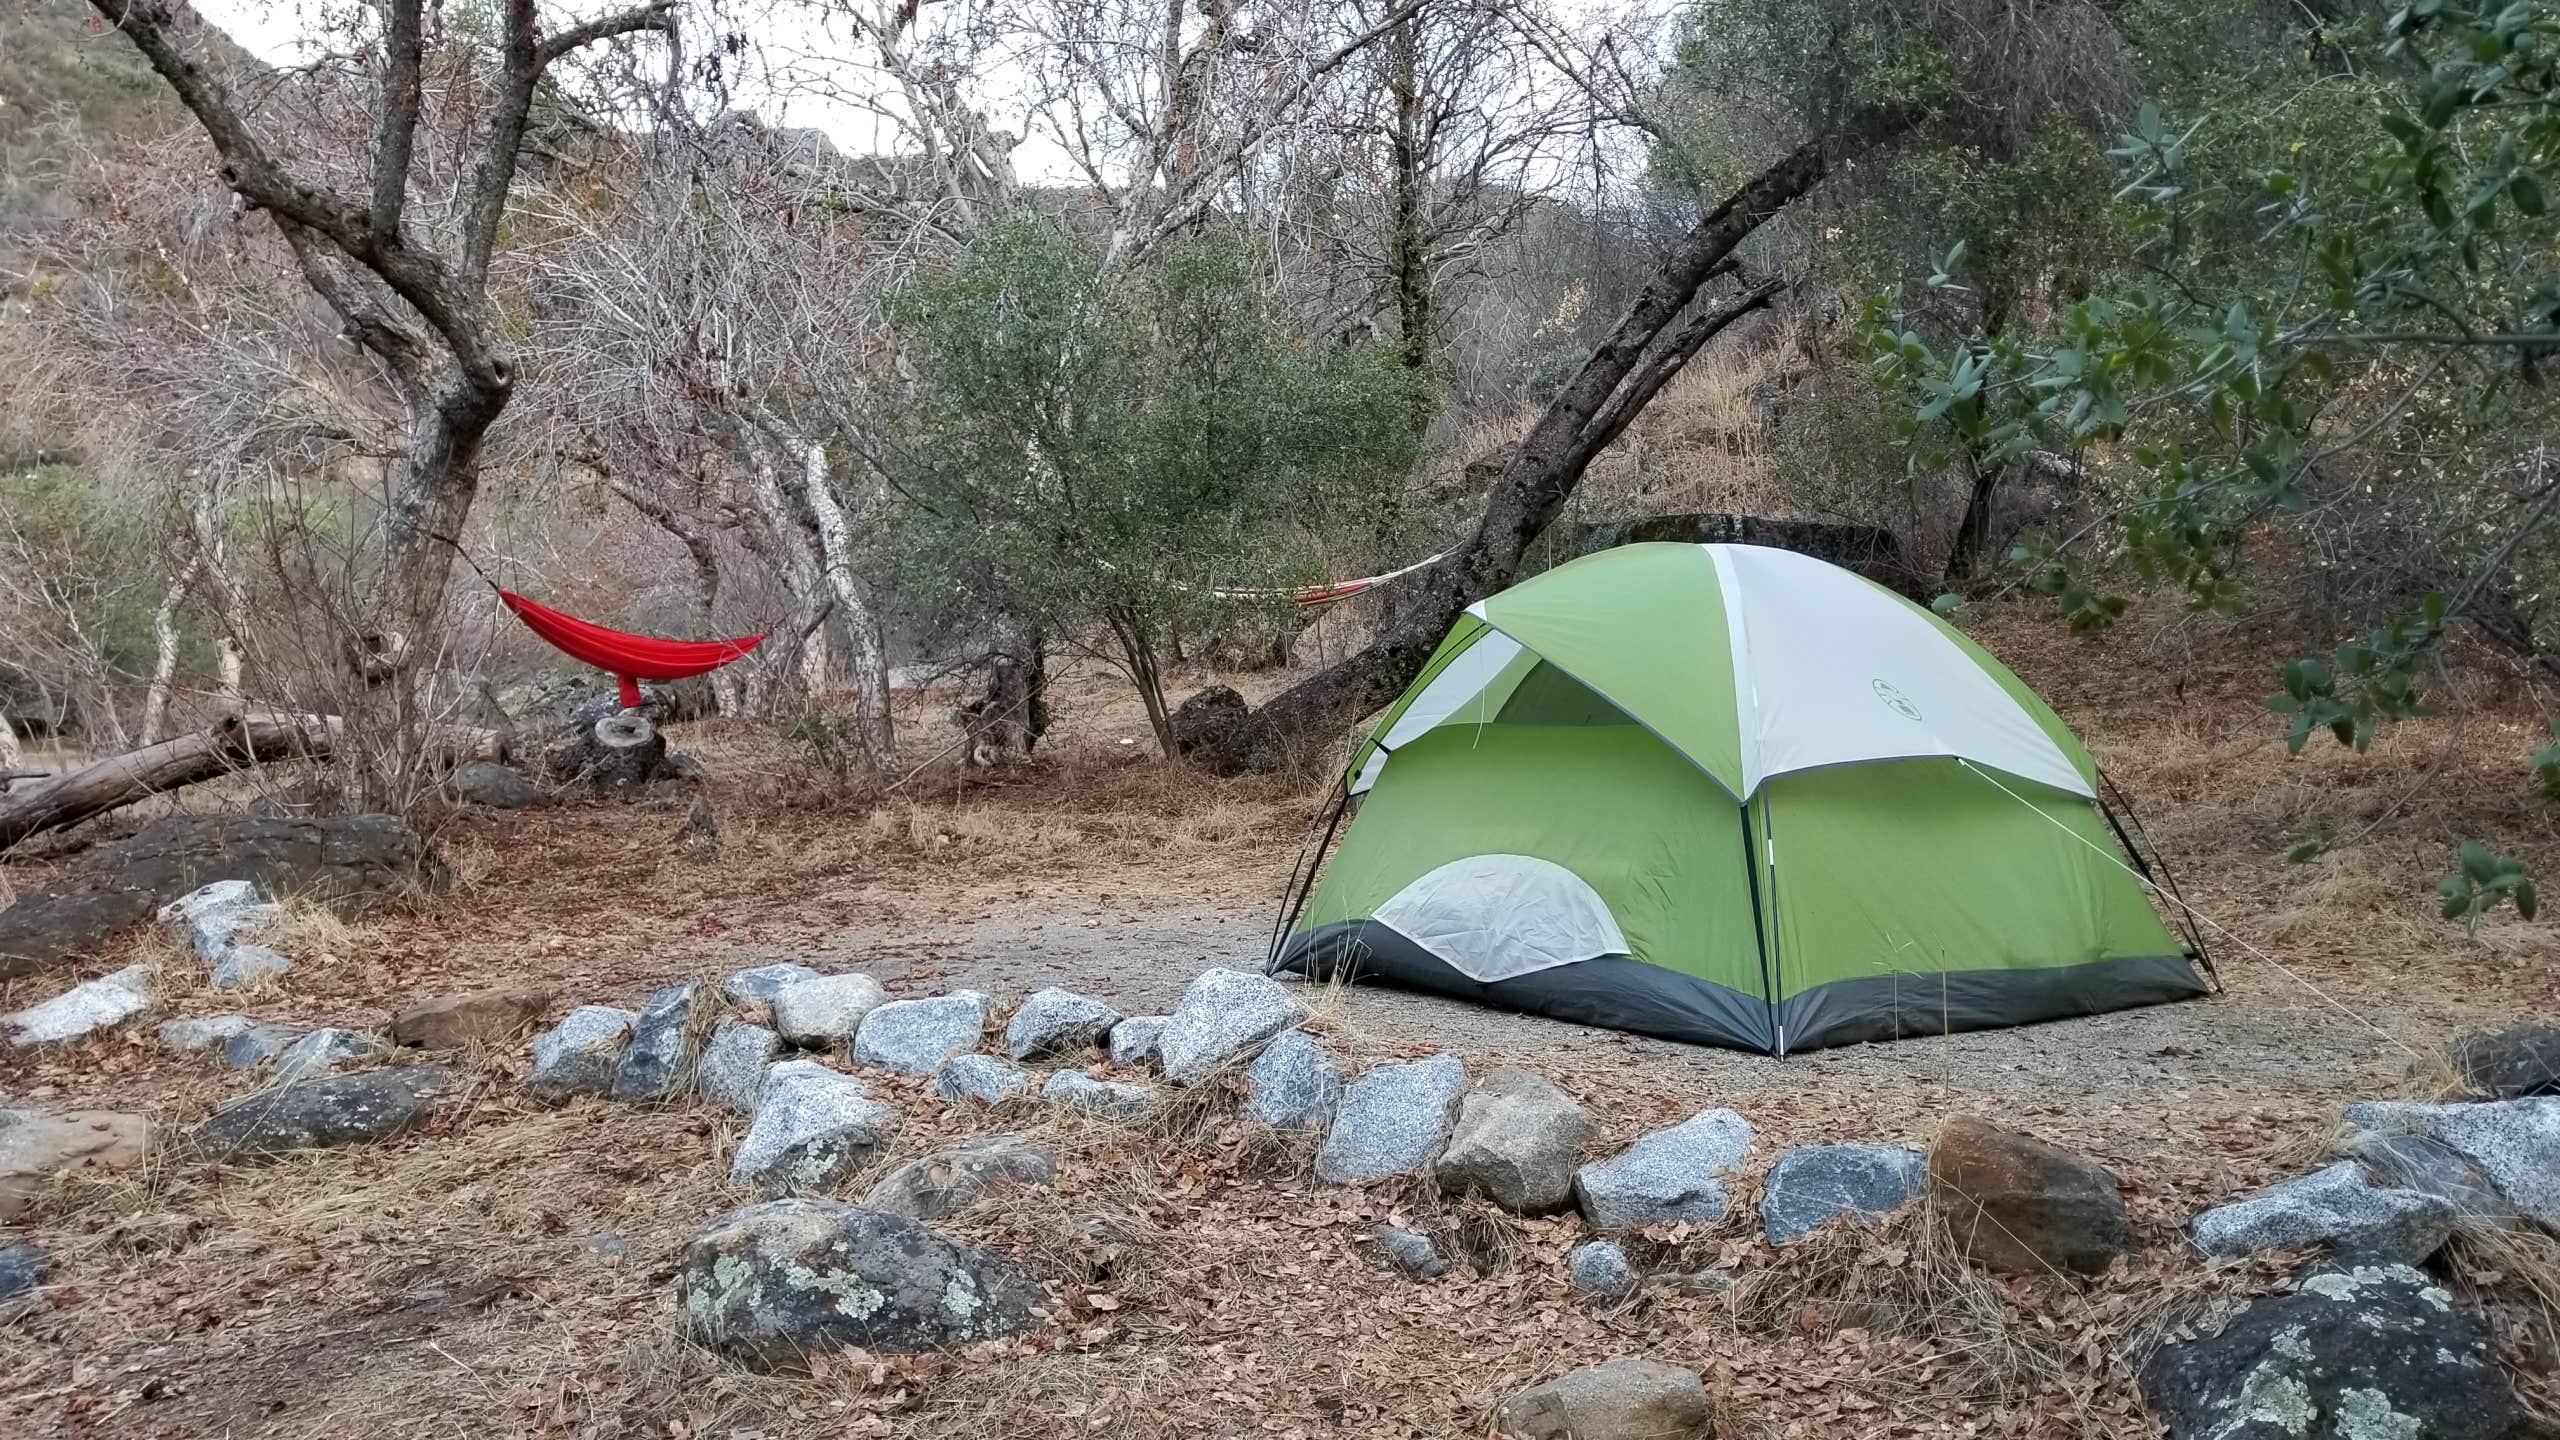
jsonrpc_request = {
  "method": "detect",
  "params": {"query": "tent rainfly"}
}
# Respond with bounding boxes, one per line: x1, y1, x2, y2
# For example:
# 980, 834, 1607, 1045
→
1271, 542, 2211, 1056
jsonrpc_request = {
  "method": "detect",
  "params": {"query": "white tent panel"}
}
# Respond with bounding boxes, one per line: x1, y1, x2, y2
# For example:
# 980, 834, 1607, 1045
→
1349, 630, 1524, 794
1708, 544, 2091, 797
1373, 854, 1629, 982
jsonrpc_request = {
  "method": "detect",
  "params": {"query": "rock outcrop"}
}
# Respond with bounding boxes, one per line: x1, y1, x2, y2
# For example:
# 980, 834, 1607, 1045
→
1159, 968, 1304, 1084
2139, 1258, 2513, 1440
1928, 1115, 2135, 1274
1760, 1143, 1929, 1244
1495, 1358, 1719, 1440
2189, 1161, 2454, 1263
1574, 1109, 1754, 1231
1241, 1030, 1340, 1130
851, 991, 993, 1076
676, 1200, 1043, 1367
1315, 1053, 1466, 1185
1004, 988, 1123, 1060
183, 1065, 454, 1160
1434, 1065, 1595, 1215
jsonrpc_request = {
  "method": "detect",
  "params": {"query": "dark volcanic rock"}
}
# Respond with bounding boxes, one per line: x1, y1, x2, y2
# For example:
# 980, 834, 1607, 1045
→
2139, 1257, 2513, 1440
182, 1064, 455, 1160
0, 814, 440, 980
2448, 1021, 2560, 1099
676, 1200, 1042, 1366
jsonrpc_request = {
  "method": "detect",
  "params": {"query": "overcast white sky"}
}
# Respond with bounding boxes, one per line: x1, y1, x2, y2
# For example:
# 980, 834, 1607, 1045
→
188, 0, 1095, 181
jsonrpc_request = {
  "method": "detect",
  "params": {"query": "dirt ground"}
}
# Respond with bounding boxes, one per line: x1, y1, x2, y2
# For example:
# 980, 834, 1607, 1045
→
6, 602, 2560, 1439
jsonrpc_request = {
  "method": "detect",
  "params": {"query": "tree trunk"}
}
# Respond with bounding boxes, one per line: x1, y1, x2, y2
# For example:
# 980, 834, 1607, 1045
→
0, 711, 499, 855
372, 385, 501, 679
739, 441, 832, 714
1179, 129, 1876, 776
798, 442, 897, 772
0, 709, 23, 780
1385, 12, 1432, 429
1947, 455, 2000, 581
1106, 605, 1178, 757
961, 619, 1048, 765
139, 552, 206, 746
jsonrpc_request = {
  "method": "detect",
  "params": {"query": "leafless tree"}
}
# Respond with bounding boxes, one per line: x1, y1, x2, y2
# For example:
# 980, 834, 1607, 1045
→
86, 0, 681, 786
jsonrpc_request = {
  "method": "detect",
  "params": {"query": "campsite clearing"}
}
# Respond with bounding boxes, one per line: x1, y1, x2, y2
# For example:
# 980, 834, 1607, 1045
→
2, 602, 2558, 1438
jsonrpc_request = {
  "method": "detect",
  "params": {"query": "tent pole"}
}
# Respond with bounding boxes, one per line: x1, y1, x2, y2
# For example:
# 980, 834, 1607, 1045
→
1738, 796, 1781, 1058
2097, 768, 2218, 988
1265, 783, 1351, 971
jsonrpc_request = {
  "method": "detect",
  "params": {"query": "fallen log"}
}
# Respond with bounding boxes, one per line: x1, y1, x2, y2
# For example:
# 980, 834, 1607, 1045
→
0, 712, 498, 856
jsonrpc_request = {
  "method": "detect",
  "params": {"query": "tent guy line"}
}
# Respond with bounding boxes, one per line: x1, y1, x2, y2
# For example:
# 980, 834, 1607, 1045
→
1958, 758, 2424, 1060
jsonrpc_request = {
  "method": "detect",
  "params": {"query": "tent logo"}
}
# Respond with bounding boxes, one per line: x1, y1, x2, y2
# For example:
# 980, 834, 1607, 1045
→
1872, 678, 1922, 721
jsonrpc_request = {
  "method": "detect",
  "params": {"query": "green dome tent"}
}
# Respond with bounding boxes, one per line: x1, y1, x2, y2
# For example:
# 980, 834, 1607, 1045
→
1272, 542, 2212, 1055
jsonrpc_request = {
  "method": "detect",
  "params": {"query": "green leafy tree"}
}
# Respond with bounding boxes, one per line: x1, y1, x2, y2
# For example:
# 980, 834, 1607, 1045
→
1864, 0, 2560, 922
883, 218, 1421, 756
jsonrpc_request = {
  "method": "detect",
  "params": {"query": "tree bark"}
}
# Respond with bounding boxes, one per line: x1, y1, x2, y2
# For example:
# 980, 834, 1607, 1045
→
1386, 12, 1432, 424
960, 619, 1048, 765
739, 439, 833, 714
1180, 130, 1876, 776
139, 552, 206, 746
0, 711, 499, 855
798, 443, 897, 771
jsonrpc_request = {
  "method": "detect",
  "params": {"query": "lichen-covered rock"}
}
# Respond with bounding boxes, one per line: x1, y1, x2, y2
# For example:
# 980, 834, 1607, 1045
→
1495, 1358, 1718, 1440
1435, 1066, 1595, 1215
729, 1061, 901, 1194
718, 963, 822, 1021
158, 880, 280, 962
1004, 988, 1123, 1060
2345, 1096, 2560, 1231
1574, 1109, 1754, 1232
272, 1027, 383, 1083
2191, 1161, 2454, 1263
182, 1065, 454, 1160
676, 1199, 1042, 1366
851, 991, 992, 1076
771, 973, 888, 1049
1242, 1030, 1340, 1130
861, 1136, 1058, 1221
1315, 1053, 1466, 1185
2139, 1257, 2513, 1440
5, 965, 154, 1048
936, 1053, 1033, 1106
1760, 1144, 1928, 1244
1376, 1222, 1448, 1279
695, 1019, 780, 1114
2448, 1021, 2560, 1099
1159, 968, 1305, 1084
158, 1014, 253, 1054
391, 986, 551, 1049
526, 1005, 636, 1101
1043, 1070, 1156, 1121
1928, 1114, 2134, 1274
208, 943, 293, 990
0, 1107, 151, 1221
611, 983, 700, 1101
220, 1022, 299, 1070
1567, 1241, 1636, 1301
1109, 1015, 1167, 1070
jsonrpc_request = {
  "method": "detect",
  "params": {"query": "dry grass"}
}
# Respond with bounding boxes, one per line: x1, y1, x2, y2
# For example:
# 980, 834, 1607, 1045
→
12, 614, 2560, 1436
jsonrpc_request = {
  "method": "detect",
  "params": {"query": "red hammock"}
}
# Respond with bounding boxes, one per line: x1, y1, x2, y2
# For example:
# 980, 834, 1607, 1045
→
499, 590, 767, 709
